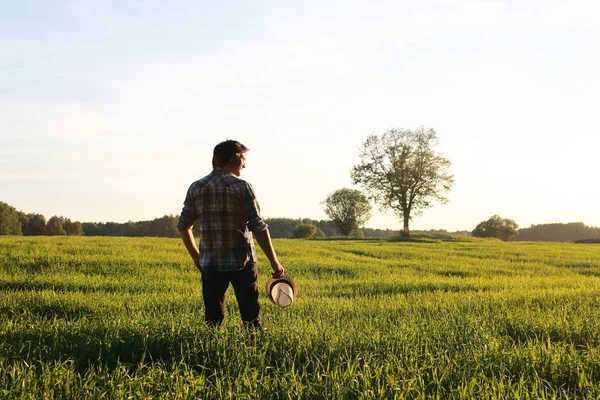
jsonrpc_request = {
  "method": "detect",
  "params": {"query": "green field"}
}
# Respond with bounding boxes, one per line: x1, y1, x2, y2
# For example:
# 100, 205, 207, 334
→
1, 236, 599, 399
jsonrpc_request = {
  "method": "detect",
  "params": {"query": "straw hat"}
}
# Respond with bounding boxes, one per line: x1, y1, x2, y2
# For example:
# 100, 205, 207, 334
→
265, 274, 297, 308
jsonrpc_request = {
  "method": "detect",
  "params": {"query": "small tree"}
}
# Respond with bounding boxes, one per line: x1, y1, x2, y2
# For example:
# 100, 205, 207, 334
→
472, 215, 518, 241
351, 127, 454, 237
322, 188, 372, 236
292, 224, 317, 239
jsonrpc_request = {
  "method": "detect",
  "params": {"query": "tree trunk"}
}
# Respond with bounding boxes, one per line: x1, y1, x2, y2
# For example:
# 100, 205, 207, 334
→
402, 213, 410, 237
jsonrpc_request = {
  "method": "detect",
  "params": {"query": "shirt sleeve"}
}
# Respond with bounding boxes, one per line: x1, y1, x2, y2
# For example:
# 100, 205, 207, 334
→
244, 182, 268, 233
176, 185, 198, 230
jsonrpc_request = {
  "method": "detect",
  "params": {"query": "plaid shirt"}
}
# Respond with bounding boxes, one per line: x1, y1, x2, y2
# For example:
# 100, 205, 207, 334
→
177, 169, 268, 272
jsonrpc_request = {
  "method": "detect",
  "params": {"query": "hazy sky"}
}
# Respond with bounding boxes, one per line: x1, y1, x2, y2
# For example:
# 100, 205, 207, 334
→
1, 0, 599, 231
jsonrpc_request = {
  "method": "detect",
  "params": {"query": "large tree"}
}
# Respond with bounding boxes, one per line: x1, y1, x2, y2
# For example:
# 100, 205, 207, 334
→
26, 213, 47, 235
46, 216, 66, 236
351, 127, 454, 237
472, 215, 518, 241
322, 188, 372, 236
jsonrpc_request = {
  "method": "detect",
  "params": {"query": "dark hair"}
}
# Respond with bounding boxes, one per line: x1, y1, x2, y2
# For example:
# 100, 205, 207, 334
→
212, 140, 249, 168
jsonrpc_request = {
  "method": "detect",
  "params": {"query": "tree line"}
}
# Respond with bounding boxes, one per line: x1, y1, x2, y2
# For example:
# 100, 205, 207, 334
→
471, 214, 600, 242
2, 200, 467, 239
0, 202, 82, 236
0, 201, 180, 238
514, 222, 600, 242
0, 201, 397, 239
6, 201, 597, 242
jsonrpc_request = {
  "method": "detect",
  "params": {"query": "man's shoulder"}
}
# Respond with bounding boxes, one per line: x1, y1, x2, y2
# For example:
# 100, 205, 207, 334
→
188, 171, 216, 190
225, 175, 254, 194
189, 170, 252, 191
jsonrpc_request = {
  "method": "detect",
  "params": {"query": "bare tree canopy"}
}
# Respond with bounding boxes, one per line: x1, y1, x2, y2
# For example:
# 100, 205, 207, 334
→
351, 127, 454, 237
322, 188, 372, 236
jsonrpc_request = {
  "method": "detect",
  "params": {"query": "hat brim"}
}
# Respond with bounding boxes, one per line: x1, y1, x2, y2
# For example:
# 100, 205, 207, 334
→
266, 274, 297, 304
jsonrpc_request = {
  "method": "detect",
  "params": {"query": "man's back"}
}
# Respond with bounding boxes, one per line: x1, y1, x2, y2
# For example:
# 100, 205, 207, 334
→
177, 169, 267, 272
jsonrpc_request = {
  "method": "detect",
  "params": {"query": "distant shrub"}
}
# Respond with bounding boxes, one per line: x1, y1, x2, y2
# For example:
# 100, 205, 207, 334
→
292, 224, 317, 239
472, 215, 518, 241
350, 228, 365, 238
314, 227, 327, 238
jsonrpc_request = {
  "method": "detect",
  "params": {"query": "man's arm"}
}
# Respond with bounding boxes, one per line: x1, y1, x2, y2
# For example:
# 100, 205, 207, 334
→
254, 228, 285, 278
178, 227, 200, 268
177, 183, 200, 268
244, 182, 285, 278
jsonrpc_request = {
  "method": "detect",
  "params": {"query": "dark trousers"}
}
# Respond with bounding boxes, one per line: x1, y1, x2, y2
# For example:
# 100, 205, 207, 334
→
200, 262, 261, 328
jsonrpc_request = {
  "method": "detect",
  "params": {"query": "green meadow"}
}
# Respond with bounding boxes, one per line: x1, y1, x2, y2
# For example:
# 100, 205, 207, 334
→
1, 236, 599, 399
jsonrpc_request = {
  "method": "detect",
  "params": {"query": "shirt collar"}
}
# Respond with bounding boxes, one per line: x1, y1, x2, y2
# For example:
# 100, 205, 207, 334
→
212, 168, 234, 177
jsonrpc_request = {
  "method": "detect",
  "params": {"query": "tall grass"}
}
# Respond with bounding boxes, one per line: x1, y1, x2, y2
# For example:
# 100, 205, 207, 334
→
1, 236, 599, 398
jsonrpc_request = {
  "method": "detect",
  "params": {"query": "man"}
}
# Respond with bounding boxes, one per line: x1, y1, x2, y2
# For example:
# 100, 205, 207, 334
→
177, 140, 285, 329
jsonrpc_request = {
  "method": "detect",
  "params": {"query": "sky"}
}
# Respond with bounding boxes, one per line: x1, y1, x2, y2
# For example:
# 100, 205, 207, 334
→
1, 0, 599, 231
